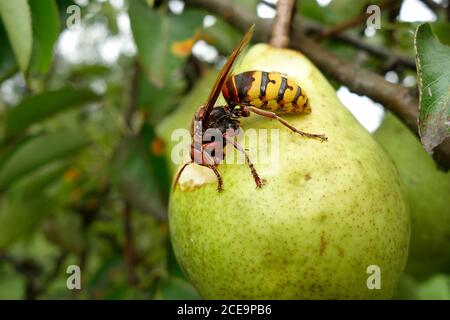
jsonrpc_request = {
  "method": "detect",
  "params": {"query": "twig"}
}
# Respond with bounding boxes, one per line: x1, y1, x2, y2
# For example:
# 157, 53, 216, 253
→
270, 0, 296, 48
124, 60, 140, 134
123, 200, 138, 286
300, 17, 416, 70
0, 252, 66, 299
314, 0, 402, 40
418, 0, 445, 12
184, 0, 450, 170
32, 253, 67, 299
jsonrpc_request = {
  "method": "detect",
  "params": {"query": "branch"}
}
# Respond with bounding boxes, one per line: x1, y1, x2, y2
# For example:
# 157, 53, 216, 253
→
184, 0, 450, 170
124, 60, 140, 134
270, 0, 296, 48
418, 0, 445, 12
123, 200, 138, 286
300, 17, 416, 70
314, 0, 402, 40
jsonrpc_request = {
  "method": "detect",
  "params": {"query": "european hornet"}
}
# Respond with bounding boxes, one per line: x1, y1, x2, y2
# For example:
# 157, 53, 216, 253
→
174, 25, 327, 192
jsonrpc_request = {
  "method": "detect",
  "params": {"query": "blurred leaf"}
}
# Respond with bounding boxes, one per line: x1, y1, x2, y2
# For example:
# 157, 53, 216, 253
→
3, 87, 101, 139
128, 0, 168, 87
129, 0, 204, 87
0, 264, 25, 299
138, 71, 185, 125
231, 0, 258, 13
70, 64, 110, 79
102, 2, 119, 36
416, 274, 450, 300
414, 23, 450, 154
0, 23, 17, 83
431, 22, 450, 46
110, 136, 167, 220
393, 274, 419, 300
298, 0, 372, 25
28, 0, 60, 74
0, 131, 90, 189
141, 123, 171, 198
155, 276, 201, 300
42, 211, 84, 254
0, 0, 33, 72
0, 195, 52, 248
201, 18, 241, 54
12, 161, 69, 198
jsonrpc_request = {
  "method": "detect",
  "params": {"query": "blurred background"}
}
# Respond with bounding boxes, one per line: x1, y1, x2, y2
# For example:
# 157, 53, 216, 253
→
0, 0, 449, 299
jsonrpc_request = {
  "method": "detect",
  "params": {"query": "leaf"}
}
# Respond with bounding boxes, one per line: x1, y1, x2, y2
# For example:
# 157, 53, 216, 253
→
3, 87, 101, 139
28, 0, 60, 74
0, 0, 33, 72
155, 276, 201, 300
128, 0, 168, 87
0, 131, 90, 189
12, 161, 69, 198
415, 23, 450, 154
110, 136, 167, 220
416, 274, 450, 300
0, 23, 17, 83
200, 18, 242, 54
128, 0, 204, 87
0, 195, 52, 248
431, 22, 450, 46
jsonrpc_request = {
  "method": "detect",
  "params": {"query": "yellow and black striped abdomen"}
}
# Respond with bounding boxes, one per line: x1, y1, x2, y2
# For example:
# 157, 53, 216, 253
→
222, 71, 310, 114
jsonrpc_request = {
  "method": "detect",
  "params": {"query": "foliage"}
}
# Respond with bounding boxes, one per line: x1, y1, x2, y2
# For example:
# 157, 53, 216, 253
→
415, 23, 450, 154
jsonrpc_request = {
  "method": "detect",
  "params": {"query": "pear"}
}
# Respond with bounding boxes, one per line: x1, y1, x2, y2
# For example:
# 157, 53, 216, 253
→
166, 44, 410, 299
374, 113, 450, 278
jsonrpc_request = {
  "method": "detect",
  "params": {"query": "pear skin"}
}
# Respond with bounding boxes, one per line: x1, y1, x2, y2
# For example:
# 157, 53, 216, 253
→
168, 44, 410, 299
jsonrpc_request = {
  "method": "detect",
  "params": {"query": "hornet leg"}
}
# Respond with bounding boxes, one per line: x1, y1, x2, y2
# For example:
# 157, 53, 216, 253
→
173, 161, 193, 191
201, 164, 223, 192
244, 106, 327, 142
225, 135, 264, 188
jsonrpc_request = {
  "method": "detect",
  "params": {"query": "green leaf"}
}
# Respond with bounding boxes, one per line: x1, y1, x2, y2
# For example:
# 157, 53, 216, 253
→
129, 0, 203, 87
129, 0, 168, 87
3, 87, 101, 139
414, 23, 450, 154
110, 136, 167, 220
155, 276, 201, 300
12, 161, 69, 198
431, 22, 450, 46
0, 195, 52, 248
28, 0, 60, 74
0, 0, 33, 72
0, 131, 90, 189
0, 23, 17, 83
416, 274, 450, 300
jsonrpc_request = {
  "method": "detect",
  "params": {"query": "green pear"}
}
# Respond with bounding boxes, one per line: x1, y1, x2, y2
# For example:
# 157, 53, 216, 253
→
166, 44, 410, 299
374, 113, 450, 278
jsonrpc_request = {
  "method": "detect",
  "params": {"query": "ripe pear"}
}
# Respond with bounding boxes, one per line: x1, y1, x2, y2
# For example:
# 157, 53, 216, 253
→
374, 113, 450, 278
167, 44, 410, 299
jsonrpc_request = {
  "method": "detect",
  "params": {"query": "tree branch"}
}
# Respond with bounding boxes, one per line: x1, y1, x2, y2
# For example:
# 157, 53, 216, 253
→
300, 17, 416, 70
123, 200, 138, 286
185, 0, 450, 170
270, 0, 296, 48
314, 0, 402, 40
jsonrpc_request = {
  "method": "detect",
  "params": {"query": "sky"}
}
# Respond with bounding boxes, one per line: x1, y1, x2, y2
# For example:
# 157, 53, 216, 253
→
1, 0, 442, 132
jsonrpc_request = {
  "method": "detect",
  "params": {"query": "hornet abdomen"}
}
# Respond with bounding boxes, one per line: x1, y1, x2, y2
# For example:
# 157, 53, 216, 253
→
222, 71, 311, 114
